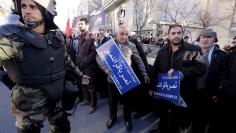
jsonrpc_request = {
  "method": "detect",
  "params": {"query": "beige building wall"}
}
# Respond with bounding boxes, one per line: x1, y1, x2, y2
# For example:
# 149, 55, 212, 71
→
102, 0, 236, 45
204, 0, 235, 46
102, 0, 127, 34
133, 0, 161, 37
0, 7, 5, 25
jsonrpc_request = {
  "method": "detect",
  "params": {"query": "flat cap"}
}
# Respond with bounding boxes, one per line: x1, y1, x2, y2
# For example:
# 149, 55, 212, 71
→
197, 29, 218, 42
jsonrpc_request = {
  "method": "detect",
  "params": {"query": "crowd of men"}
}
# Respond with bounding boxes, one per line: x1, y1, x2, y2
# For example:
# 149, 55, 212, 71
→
1, 0, 236, 133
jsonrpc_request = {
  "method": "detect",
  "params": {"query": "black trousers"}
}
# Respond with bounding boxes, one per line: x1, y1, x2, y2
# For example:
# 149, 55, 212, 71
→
218, 101, 236, 133
158, 100, 191, 133
107, 83, 132, 122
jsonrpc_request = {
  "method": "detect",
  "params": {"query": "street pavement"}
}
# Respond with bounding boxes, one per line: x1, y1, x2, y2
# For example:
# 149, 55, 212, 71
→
0, 82, 159, 133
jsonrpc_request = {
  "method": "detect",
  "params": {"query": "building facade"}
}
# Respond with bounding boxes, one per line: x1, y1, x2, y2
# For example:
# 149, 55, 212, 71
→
101, 0, 236, 46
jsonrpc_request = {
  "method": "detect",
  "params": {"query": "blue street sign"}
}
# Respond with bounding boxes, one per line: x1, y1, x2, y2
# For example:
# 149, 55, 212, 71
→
154, 71, 187, 107
96, 38, 140, 95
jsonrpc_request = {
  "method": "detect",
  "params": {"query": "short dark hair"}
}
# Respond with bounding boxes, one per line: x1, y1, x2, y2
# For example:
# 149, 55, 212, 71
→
79, 17, 89, 25
168, 24, 183, 33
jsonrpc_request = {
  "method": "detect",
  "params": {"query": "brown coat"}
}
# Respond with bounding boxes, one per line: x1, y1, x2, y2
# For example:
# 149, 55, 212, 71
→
75, 32, 97, 73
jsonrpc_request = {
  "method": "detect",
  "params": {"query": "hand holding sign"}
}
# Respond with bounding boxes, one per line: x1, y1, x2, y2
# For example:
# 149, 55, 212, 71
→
168, 68, 174, 78
96, 38, 140, 95
154, 71, 187, 107
81, 75, 90, 85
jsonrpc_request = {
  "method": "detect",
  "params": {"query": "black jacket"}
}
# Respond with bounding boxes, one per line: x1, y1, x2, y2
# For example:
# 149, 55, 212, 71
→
129, 38, 150, 84
204, 46, 226, 99
221, 48, 236, 104
151, 42, 207, 106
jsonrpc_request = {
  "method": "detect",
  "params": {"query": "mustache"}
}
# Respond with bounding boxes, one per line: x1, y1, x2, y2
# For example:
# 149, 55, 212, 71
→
23, 15, 34, 19
173, 37, 180, 40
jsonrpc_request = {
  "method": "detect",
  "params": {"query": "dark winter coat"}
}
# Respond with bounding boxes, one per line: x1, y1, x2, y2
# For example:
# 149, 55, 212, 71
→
151, 42, 207, 106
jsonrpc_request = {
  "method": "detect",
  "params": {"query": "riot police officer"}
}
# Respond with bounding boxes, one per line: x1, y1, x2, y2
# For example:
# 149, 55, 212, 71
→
0, 0, 89, 132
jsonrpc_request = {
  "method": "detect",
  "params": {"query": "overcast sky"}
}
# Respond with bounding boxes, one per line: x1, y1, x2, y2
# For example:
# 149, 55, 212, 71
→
0, 0, 80, 31
55, 0, 80, 31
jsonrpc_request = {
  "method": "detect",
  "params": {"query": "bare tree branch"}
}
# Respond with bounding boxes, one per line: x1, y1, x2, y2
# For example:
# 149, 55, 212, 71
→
133, 0, 154, 38
157, 0, 233, 30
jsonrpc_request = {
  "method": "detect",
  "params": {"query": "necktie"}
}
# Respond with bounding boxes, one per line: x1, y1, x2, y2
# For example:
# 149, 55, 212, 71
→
203, 51, 209, 66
